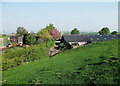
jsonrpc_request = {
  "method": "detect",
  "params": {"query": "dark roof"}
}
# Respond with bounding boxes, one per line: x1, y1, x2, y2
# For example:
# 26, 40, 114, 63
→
62, 34, 119, 42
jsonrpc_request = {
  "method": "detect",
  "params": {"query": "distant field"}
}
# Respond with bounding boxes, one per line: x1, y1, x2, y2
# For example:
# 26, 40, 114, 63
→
62, 31, 98, 35
0, 36, 9, 38
2, 39, 119, 84
80, 32, 98, 35
62, 32, 118, 35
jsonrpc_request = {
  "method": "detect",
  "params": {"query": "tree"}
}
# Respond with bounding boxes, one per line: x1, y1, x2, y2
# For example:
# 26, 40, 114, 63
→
16, 27, 28, 36
98, 27, 110, 35
37, 29, 55, 48
111, 31, 118, 35
71, 28, 80, 35
50, 29, 60, 40
23, 33, 36, 45
37, 29, 52, 42
45, 24, 55, 33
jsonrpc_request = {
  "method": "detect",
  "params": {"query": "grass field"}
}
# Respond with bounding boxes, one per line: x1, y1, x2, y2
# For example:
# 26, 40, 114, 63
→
2, 39, 120, 84
80, 32, 98, 35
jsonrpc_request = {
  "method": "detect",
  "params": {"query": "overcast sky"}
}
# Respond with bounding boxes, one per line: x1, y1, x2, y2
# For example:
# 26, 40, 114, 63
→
2, 2, 118, 34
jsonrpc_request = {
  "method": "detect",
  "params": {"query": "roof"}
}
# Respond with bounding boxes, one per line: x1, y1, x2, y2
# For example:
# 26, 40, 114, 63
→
62, 34, 119, 42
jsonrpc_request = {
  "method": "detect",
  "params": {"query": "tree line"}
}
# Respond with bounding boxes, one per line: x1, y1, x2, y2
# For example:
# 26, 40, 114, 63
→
15, 25, 118, 46
16, 24, 61, 47
71, 27, 118, 35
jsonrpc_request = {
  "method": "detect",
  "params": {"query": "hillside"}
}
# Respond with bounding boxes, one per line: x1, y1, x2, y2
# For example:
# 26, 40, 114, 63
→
2, 39, 120, 84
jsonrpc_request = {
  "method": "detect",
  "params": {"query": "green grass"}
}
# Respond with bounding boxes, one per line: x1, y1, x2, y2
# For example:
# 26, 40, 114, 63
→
2, 39, 120, 84
0, 36, 9, 38
80, 32, 98, 35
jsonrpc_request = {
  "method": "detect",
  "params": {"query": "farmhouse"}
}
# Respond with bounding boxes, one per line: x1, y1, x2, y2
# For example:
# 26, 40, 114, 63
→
61, 34, 119, 48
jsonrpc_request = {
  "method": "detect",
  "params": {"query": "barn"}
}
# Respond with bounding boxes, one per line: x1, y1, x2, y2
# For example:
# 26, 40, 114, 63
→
61, 34, 119, 48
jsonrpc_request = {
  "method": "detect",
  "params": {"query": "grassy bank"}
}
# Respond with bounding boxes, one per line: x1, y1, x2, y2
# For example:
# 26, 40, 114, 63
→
2, 39, 120, 84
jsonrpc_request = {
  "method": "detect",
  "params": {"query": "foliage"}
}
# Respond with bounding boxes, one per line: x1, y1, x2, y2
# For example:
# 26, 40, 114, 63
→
24, 43, 47, 61
37, 29, 55, 48
98, 27, 110, 35
0, 35, 9, 38
37, 29, 52, 42
71, 42, 78, 45
46, 40, 55, 48
58, 43, 67, 51
4, 47, 22, 53
23, 33, 36, 45
111, 31, 118, 35
2, 34, 6, 36
45, 24, 55, 33
11, 42, 19, 46
16, 27, 28, 36
2, 43, 48, 71
2, 56, 25, 71
71, 28, 80, 35
50, 29, 60, 40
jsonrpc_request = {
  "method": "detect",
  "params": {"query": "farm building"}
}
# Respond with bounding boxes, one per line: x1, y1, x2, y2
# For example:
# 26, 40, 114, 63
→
61, 34, 119, 48
10, 33, 37, 46
10, 35, 24, 46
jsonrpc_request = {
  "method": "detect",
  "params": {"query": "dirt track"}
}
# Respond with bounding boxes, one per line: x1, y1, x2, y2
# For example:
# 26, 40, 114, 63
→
1, 45, 19, 53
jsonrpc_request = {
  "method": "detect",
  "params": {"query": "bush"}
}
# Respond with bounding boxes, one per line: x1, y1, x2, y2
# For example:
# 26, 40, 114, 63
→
111, 31, 118, 35
23, 33, 36, 45
4, 47, 22, 53
46, 40, 55, 48
2, 56, 25, 71
24, 43, 48, 61
98, 27, 110, 35
2, 43, 48, 71
3, 48, 26, 59
58, 43, 67, 51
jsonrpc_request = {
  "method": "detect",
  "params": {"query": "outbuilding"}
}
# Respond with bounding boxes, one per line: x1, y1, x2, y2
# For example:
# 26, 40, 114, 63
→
61, 34, 119, 48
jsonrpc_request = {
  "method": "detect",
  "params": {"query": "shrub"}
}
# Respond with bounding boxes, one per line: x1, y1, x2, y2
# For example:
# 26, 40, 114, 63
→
2, 56, 25, 71
58, 43, 67, 51
24, 43, 48, 61
98, 27, 110, 35
4, 47, 22, 53
2, 43, 48, 71
111, 31, 118, 35
46, 40, 55, 48
23, 33, 36, 45
3, 48, 26, 59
